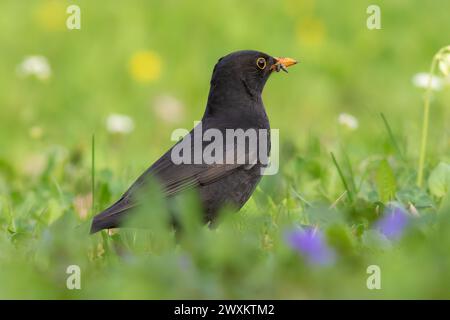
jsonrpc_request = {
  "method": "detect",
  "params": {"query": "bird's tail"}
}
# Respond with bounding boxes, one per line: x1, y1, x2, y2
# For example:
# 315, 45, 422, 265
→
90, 213, 118, 234
90, 198, 132, 234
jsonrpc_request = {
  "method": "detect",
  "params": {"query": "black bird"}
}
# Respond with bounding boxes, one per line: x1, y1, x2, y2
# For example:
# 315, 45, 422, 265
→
90, 50, 297, 233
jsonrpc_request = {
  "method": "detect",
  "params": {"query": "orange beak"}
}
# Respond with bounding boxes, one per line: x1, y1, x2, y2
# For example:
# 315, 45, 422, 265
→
271, 57, 298, 73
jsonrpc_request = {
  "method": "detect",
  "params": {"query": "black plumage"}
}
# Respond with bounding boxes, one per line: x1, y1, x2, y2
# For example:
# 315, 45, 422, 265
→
90, 50, 297, 234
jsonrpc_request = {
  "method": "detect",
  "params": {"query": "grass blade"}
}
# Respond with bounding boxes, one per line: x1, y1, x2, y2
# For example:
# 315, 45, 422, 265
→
340, 144, 358, 194
330, 152, 354, 203
380, 113, 405, 161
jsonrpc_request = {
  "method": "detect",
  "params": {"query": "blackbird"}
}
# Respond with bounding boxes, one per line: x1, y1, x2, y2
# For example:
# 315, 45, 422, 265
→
90, 50, 297, 233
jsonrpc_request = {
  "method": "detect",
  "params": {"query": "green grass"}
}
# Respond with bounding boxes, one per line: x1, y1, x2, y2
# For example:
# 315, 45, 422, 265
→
0, 0, 449, 299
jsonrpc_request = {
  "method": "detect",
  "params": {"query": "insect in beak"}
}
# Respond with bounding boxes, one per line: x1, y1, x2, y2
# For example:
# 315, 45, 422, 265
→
271, 57, 298, 73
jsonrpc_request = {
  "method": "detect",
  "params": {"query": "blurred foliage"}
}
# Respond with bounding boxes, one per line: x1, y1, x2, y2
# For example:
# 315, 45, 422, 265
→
0, 0, 449, 298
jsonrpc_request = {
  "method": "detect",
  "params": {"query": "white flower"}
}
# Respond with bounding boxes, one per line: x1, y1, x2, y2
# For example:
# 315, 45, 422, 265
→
106, 114, 134, 134
338, 113, 359, 130
412, 72, 443, 91
152, 94, 184, 124
17, 55, 51, 80
438, 53, 450, 77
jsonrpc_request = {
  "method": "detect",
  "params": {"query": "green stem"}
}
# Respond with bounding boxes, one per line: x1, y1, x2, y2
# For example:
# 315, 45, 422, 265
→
417, 53, 440, 187
417, 46, 450, 187
91, 134, 96, 214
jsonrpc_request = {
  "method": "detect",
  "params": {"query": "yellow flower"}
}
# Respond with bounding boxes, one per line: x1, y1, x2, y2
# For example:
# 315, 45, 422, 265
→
29, 126, 44, 139
34, 0, 66, 31
128, 51, 162, 83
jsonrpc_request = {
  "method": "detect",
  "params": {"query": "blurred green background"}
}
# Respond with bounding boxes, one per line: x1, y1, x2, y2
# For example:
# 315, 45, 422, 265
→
0, 0, 449, 299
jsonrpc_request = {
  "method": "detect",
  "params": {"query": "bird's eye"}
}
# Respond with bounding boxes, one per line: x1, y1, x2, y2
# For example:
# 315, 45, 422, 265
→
256, 57, 267, 70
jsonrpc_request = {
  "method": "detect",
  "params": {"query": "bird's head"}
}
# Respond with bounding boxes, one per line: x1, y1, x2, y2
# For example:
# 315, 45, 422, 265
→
210, 50, 297, 97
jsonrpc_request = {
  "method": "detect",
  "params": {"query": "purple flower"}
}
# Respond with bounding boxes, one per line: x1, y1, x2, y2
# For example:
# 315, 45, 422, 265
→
285, 227, 335, 266
375, 204, 409, 240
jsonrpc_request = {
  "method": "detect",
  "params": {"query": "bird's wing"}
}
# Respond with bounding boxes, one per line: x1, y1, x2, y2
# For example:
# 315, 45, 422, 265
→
125, 136, 259, 200
91, 137, 259, 227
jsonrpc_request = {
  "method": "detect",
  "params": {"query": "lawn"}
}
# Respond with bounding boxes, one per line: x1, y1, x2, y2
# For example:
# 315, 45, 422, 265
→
0, 0, 449, 299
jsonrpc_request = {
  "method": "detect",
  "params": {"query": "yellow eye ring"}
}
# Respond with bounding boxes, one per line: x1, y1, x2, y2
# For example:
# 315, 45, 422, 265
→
256, 57, 266, 70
